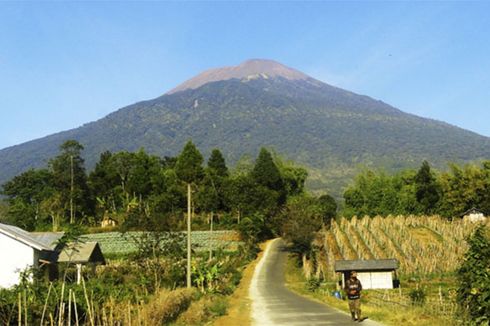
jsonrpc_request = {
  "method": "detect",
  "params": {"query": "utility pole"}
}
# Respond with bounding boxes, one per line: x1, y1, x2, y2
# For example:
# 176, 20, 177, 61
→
70, 155, 74, 224
186, 183, 192, 288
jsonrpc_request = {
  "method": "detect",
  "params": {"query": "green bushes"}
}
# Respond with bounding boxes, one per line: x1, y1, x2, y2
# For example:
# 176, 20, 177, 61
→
408, 288, 427, 306
457, 225, 490, 325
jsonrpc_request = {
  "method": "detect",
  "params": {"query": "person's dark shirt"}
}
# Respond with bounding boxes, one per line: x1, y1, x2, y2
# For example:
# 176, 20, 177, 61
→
345, 277, 362, 300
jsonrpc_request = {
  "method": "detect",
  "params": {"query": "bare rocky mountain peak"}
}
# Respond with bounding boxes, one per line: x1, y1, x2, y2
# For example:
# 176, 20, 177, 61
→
168, 59, 312, 94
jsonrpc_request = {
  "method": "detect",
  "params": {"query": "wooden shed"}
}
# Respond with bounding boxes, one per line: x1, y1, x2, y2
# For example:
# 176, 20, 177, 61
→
335, 259, 399, 289
57, 242, 106, 284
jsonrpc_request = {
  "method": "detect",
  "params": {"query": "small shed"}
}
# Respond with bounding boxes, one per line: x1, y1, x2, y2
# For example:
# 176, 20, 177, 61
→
335, 259, 399, 290
0, 223, 54, 288
57, 242, 106, 284
462, 208, 486, 223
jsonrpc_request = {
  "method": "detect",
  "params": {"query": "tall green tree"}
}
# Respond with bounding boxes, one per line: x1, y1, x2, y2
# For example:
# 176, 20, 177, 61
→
414, 161, 441, 214
318, 194, 337, 226
49, 140, 93, 224
200, 149, 229, 214
175, 140, 204, 288
207, 149, 229, 179
252, 148, 283, 192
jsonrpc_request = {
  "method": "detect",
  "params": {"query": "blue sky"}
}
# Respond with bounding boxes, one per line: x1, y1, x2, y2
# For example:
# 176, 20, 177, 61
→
0, 2, 489, 150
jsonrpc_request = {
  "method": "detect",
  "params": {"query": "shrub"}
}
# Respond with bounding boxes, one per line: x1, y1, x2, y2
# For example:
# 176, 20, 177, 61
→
208, 296, 228, 316
307, 278, 321, 292
457, 225, 490, 325
408, 288, 426, 306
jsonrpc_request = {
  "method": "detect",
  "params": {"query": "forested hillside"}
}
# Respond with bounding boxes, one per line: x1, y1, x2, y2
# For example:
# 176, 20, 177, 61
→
1, 60, 490, 195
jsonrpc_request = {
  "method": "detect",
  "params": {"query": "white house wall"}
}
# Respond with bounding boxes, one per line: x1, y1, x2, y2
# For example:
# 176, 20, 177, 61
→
0, 234, 36, 288
357, 271, 393, 289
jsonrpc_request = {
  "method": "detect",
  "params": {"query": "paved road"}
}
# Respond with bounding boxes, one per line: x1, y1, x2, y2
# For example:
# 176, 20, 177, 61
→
250, 238, 383, 326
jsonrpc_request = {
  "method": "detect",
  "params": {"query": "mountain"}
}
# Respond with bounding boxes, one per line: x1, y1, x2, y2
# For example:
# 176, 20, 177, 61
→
1, 59, 490, 195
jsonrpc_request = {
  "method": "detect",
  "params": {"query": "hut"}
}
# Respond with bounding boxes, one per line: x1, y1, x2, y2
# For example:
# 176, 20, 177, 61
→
57, 242, 106, 284
335, 259, 399, 289
462, 208, 486, 223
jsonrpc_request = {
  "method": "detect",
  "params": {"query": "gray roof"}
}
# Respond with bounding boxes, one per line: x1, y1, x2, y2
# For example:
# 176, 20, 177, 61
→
0, 223, 52, 251
335, 259, 399, 272
30, 232, 65, 250
57, 242, 105, 264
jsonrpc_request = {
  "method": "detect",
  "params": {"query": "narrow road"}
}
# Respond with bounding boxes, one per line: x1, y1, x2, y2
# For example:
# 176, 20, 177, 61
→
250, 238, 383, 326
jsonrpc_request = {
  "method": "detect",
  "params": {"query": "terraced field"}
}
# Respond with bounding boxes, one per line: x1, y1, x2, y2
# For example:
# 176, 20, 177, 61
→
321, 216, 480, 277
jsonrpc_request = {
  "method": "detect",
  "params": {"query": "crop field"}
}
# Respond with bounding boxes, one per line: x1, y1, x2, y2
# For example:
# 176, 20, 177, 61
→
321, 215, 480, 278
83, 230, 242, 256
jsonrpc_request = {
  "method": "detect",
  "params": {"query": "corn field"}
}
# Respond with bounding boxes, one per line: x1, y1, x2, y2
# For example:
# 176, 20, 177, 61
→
320, 215, 480, 277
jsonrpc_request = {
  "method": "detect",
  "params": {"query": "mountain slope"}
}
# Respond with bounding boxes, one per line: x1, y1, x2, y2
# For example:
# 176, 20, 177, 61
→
1, 60, 490, 194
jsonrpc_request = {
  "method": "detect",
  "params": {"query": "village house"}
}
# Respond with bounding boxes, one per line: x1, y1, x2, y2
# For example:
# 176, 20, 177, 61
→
0, 223, 55, 288
0, 222, 105, 288
335, 259, 399, 290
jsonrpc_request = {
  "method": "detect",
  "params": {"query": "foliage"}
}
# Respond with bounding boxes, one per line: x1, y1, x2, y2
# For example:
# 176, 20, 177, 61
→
456, 225, 490, 325
281, 195, 323, 257
1, 169, 54, 230
252, 148, 284, 192
343, 161, 490, 218
414, 161, 441, 214
408, 287, 427, 306
49, 140, 93, 223
175, 140, 204, 185
306, 277, 321, 292
318, 194, 337, 226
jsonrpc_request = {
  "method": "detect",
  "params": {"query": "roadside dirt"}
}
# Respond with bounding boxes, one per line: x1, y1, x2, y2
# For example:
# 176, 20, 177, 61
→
212, 241, 270, 326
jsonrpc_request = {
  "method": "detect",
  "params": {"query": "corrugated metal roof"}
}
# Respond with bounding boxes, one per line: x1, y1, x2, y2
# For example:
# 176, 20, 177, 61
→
57, 242, 105, 264
30, 232, 64, 250
335, 259, 399, 272
0, 223, 52, 251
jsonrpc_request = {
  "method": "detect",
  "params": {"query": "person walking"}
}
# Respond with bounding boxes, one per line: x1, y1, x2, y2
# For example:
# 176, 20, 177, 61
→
345, 270, 363, 321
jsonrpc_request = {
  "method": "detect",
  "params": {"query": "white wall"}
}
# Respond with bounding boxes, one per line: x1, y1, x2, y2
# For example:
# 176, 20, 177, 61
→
357, 271, 393, 289
0, 234, 36, 288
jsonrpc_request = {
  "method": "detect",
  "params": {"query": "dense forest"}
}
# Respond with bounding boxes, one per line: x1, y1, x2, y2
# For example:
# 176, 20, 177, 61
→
2, 139, 489, 234
0, 140, 337, 241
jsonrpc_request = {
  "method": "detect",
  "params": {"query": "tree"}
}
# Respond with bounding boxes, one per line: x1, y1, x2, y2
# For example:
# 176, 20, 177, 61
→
223, 174, 277, 223
175, 140, 204, 288
175, 141, 204, 185
457, 225, 490, 324
251, 148, 284, 192
207, 149, 229, 179
49, 140, 93, 224
414, 161, 440, 214
318, 194, 337, 226
281, 195, 323, 258
203, 149, 229, 212
1, 169, 54, 230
